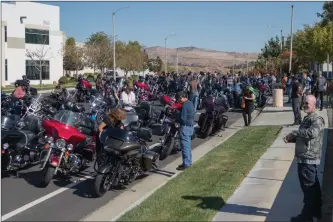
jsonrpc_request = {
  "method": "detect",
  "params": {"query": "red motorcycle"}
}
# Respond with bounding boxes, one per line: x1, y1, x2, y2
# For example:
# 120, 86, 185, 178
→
39, 110, 96, 187
160, 95, 182, 110
71, 76, 93, 102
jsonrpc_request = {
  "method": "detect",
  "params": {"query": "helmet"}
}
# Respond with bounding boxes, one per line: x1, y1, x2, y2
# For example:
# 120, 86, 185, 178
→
22, 75, 27, 80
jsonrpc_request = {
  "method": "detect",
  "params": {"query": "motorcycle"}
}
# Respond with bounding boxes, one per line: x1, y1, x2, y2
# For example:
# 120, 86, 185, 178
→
198, 95, 229, 138
158, 106, 181, 160
160, 95, 182, 110
72, 77, 93, 102
93, 126, 160, 197
39, 110, 97, 187
1, 109, 48, 174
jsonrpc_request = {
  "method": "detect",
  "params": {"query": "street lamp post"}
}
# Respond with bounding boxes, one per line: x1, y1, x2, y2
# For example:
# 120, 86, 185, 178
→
164, 34, 176, 73
112, 6, 130, 81
176, 49, 179, 74
289, 5, 294, 73
280, 29, 283, 74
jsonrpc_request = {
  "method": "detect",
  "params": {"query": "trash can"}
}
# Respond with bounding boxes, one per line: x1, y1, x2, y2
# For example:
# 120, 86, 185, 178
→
273, 89, 283, 108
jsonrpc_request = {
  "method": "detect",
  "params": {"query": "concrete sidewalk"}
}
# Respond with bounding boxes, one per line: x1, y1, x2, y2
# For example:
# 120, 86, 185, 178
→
212, 98, 329, 221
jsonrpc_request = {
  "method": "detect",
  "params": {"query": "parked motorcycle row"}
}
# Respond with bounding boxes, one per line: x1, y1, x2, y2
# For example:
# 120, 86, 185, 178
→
1, 72, 269, 197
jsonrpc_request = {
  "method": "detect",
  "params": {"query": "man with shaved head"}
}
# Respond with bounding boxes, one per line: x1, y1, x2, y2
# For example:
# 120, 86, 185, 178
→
285, 95, 325, 221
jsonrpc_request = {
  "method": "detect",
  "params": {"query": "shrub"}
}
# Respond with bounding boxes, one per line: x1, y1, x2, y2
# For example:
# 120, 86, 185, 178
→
58, 76, 69, 84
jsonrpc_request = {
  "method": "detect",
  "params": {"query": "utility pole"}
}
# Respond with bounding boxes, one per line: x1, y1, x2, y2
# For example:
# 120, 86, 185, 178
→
289, 5, 294, 73
164, 38, 167, 73
112, 6, 130, 81
280, 29, 283, 74
232, 59, 235, 75
265, 59, 268, 72
164, 34, 176, 74
327, 53, 330, 78
176, 49, 179, 74
246, 61, 249, 74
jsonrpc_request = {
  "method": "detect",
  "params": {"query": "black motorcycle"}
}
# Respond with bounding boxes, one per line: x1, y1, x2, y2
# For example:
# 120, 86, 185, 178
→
1, 114, 47, 174
158, 106, 180, 160
198, 96, 228, 138
93, 127, 160, 197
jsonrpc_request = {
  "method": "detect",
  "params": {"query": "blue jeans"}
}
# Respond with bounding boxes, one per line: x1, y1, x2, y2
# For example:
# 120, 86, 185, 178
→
297, 163, 322, 217
287, 86, 292, 102
190, 93, 199, 111
179, 126, 194, 166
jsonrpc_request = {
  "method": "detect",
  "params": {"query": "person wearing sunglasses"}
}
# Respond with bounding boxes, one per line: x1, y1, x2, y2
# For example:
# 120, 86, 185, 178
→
284, 95, 325, 222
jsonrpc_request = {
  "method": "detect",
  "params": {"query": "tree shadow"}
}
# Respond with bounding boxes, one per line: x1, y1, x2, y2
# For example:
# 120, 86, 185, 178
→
182, 195, 225, 211
182, 195, 270, 217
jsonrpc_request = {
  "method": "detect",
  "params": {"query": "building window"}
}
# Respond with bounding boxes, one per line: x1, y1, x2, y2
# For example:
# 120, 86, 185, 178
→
4, 26, 7, 42
25, 28, 49, 45
5, 59, 8, 81
26, 60, 50, 80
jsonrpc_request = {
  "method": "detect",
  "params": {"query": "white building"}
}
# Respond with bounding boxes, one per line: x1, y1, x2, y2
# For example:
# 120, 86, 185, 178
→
1, 2, 64, 87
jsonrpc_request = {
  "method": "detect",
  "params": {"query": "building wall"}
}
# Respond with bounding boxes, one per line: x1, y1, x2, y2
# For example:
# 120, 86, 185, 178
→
1, 2, 63, 86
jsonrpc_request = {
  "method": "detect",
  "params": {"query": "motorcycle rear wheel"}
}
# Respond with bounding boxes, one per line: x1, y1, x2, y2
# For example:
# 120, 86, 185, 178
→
40, 166, 55, 188
94, 174, 112, 197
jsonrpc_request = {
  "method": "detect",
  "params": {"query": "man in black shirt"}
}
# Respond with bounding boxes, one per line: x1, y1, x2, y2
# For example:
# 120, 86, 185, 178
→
177, 92, 195, 171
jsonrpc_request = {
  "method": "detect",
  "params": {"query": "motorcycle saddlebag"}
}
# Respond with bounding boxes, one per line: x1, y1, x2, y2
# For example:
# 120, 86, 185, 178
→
143, 150, 159, 171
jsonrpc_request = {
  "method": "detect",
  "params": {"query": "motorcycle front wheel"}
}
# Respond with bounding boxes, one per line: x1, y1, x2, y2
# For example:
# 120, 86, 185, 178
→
94, 173, 112, 197
160, 137, 175, 160
40, 166, 55, 188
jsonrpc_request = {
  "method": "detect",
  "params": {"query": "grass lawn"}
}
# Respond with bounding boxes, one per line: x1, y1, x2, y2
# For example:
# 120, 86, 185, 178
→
1, 82, 79, 92
119, 125, 282, 222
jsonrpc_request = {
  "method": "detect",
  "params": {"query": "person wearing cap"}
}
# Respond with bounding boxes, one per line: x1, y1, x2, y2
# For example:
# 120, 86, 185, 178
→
177, 92, 195, 171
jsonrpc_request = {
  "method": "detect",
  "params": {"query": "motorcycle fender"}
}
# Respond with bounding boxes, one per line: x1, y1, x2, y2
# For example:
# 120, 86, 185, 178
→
97, 163, 114, 174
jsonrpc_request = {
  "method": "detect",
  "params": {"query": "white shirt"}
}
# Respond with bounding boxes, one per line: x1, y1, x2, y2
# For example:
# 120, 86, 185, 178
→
121, 91, 136, 106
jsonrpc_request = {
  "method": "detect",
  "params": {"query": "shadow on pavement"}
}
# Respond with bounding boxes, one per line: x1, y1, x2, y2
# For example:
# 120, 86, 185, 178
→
265, 159, 303, 221
182, 195, 225, 211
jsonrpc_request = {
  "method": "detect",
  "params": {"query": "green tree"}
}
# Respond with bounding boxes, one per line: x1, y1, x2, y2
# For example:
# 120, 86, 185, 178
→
317, 2, 333, 26
85, 32, 112, 73
148, 56, 163, 73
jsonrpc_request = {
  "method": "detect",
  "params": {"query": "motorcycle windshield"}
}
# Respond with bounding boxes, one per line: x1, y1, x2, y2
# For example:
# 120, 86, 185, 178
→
53, 110, 80, 128
1, 114, 20, 130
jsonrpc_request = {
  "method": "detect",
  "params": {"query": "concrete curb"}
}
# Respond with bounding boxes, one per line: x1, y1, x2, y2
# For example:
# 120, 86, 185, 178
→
81, 107, 264, 221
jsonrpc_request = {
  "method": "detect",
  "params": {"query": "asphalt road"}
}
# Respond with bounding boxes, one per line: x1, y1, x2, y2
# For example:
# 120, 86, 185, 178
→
1, 94, 243, 221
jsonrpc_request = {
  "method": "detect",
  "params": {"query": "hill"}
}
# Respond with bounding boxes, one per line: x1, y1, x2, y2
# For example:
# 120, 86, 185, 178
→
145, 46, 259, 72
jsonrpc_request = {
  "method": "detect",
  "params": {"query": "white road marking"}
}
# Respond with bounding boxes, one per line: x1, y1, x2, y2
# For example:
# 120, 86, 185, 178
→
1, 175, 93, 221
2, 123, 199, 221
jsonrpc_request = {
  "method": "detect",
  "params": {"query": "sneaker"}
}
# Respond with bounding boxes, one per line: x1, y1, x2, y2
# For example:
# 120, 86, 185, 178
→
176, 165, 190, 171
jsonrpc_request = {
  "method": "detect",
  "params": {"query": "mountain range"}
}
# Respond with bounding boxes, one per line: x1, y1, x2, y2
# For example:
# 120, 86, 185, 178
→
145, 46, 259, 72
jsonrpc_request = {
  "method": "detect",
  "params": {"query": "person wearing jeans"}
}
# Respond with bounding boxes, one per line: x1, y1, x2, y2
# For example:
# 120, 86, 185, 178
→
177, 92, 195, 171
291, 77, 302, 125
315, 71, 327, 111
285, 95, 325, 221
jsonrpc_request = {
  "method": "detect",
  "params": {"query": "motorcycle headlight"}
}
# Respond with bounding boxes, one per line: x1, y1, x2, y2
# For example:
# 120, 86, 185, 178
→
67, 144, 74, 151
55, 139, 66, 149
46, 136, 54, 143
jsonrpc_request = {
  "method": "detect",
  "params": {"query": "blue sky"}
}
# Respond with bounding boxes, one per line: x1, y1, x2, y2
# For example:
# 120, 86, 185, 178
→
45, 1, 324, 53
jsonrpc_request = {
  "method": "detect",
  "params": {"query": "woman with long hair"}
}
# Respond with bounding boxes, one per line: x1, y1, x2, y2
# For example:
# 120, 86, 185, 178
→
96, 108, 126, 153
242, 87, 255, 126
